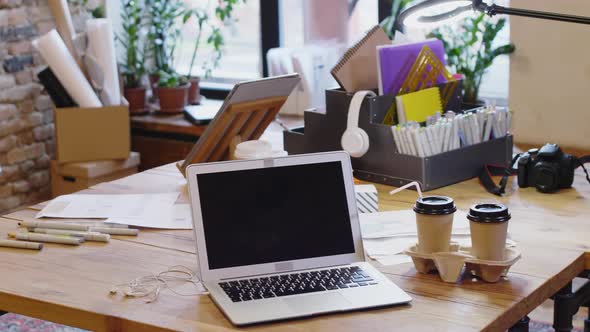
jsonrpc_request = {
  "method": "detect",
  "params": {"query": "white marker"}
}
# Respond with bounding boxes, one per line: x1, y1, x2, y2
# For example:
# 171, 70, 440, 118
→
89, 227, 139, 236
19, 221, 89, 231
9, 232, 83, 245
33, 228, 111, 242
0, 239, 43, 250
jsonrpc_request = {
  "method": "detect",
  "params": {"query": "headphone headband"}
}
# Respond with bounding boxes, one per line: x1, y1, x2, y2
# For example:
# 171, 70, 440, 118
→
346, 90, 376, 130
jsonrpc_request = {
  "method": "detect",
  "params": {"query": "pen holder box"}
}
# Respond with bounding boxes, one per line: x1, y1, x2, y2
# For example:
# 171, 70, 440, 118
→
284, 88, 512, 191
54, 105, 131, 163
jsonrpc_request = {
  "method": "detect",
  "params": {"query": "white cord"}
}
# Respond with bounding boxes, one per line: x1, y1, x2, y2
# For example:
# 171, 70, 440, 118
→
110, 265, 208, 303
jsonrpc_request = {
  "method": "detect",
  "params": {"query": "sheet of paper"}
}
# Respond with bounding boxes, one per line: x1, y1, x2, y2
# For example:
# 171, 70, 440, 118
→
36, 193, 179, 219
371, 254, 412, 266
107, 204, 193, 229
363, 235, 473, 257
359, 209, 469, 239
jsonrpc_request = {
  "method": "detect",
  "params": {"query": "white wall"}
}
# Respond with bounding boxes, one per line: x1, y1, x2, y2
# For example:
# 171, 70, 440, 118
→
510, 0, 590, 150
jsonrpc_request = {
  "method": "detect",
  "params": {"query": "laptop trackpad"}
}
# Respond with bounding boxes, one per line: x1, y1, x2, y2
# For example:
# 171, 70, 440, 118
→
284, 293, 351, 314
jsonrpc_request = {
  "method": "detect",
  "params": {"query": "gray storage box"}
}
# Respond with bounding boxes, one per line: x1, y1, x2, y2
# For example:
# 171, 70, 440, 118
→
284, 88, 513, 191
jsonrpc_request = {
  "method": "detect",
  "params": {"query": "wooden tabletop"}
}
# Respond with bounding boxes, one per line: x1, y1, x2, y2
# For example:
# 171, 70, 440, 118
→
1, 163, 589, 332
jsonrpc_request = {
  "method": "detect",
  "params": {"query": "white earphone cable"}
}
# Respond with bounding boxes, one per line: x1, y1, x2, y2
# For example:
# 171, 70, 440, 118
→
110, 265, 209, 303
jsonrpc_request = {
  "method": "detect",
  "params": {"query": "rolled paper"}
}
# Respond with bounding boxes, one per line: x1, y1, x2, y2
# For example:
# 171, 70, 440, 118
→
86, 19, 121, 106
48, 0, 82, 68
32, 30, 102, 108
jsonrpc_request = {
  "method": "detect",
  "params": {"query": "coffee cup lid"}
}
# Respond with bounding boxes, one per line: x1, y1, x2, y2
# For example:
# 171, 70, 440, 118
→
467, 203, 511, 223
413, 196, 456, 215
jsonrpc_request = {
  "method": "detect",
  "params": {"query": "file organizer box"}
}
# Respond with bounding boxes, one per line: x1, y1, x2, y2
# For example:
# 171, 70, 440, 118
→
284, 88, 513, 191
54, 105, 131, 163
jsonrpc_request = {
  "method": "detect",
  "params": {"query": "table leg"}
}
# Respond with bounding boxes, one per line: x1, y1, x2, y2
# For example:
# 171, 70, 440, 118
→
554, 276, 590, 332
554, 282, 575, 332
508, 316, 530, 332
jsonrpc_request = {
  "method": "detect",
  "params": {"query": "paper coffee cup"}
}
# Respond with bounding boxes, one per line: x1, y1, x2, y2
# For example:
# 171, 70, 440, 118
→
414, 196, 456, 254
234, 140, 287, 160
468, 203, 511, 261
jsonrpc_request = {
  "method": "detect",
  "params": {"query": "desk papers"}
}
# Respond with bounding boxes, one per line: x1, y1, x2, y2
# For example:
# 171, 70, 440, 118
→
36, 193, 193, 229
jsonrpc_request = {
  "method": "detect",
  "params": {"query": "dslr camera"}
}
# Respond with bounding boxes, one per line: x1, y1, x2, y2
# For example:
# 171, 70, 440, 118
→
517, 144, 576, 193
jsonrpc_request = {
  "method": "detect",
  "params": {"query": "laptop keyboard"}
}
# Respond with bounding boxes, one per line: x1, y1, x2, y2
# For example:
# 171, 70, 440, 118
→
219, 266, 378, 302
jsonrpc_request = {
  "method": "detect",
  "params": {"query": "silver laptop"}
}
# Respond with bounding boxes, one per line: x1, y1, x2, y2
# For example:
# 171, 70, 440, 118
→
186, 152, 411, 325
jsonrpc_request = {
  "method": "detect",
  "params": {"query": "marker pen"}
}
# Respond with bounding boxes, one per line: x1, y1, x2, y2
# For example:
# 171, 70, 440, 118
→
19, 221, 89, 231
9, 232, 83, 245
0, 239, 43, 250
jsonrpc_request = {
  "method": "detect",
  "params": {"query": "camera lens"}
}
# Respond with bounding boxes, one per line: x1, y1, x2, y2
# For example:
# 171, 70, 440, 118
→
533, 162, 559, 193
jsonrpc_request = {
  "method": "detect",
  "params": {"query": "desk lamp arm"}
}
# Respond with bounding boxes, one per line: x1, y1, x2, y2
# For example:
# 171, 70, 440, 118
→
473, 0, 590, 25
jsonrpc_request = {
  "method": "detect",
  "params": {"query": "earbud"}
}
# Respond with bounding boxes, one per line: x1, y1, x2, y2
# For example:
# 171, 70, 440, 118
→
341, 90, 375, 158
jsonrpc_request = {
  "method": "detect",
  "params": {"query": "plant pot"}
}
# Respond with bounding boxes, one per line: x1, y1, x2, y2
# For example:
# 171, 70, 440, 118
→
124, 86, 147, 115
156, 84, 189, 114
188, 77, 201, 105
149, 74, 160, 99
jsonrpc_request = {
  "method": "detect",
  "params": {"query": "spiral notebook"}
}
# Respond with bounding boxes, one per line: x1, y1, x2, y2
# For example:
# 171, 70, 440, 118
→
331, 25, 391, 92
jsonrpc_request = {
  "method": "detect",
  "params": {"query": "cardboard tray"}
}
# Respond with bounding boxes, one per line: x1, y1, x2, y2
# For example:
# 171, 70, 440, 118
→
404, 244, 521, 283
284, 88, 513, 191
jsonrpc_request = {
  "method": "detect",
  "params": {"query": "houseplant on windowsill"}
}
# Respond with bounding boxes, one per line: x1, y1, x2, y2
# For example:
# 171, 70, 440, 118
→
147, 0, 188, 113
183, 0, 242, 105
156, 70, 189, 114
428, 13, 515, 104
119, 0, 147, 114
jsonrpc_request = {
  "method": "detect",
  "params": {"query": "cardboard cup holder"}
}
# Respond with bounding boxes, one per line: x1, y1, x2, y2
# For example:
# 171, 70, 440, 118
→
404, 243, 521, 283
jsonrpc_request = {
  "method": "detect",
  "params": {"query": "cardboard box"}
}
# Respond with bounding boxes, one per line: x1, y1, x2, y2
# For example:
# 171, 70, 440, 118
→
50, 152, 140, 197
54, 105, 131, 163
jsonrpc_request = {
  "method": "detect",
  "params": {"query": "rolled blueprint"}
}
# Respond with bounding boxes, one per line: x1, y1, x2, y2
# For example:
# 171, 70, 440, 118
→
33, 29, 102, 108
87, 19, 121, 106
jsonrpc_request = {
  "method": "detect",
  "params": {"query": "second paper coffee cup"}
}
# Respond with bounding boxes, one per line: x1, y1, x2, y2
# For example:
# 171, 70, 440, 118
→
468, 203, 511, 261
414, 196, 456, 254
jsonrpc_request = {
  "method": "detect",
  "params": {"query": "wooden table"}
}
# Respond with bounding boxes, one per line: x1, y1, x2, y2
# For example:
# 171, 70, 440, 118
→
0, 163, 589, 332
130, 113, 207, 171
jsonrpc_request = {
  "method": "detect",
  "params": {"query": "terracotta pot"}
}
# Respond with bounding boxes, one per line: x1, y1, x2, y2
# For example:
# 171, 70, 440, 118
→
124, 86, 147, 114
188, 77, 201, 105
149, 74, 160, 99
156, 84, 189, 114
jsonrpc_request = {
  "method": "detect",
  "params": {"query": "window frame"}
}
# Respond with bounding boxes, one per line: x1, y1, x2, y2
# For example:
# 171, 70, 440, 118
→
201, 0, 388, 100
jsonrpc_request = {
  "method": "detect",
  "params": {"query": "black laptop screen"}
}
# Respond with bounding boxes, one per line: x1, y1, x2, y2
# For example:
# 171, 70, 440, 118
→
196, 161, 355, 270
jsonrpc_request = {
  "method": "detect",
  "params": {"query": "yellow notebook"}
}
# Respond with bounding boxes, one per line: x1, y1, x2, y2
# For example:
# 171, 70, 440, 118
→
395, 87, 442, 124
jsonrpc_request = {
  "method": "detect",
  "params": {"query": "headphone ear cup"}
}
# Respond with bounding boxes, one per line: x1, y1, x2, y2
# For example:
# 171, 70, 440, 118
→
341, 127, 370, 158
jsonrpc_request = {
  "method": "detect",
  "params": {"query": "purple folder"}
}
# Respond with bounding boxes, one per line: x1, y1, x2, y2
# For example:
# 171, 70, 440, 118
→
377, 39, 447, 96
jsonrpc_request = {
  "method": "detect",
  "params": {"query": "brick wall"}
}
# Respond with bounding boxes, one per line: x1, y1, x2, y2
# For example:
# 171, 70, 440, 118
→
0, 0, 89, 213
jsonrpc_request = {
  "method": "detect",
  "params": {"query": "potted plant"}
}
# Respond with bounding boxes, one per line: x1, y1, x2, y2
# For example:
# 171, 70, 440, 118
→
183, 1, 241, 105
119, 0, 148, 114
146, 0, 189, 113
156, 70, 189, 114
428, 13, 515, 104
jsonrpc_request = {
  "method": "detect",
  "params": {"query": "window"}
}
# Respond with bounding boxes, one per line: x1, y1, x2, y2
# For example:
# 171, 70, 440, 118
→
174, 1, 262, 88
280, 0, 379, 48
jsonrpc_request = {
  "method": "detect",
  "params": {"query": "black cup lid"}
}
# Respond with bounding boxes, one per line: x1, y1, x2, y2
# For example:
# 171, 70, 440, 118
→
413, 196, 456, 215
467, 203, 511, 223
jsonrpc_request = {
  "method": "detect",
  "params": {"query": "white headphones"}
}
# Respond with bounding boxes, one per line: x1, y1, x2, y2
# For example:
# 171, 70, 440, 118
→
341, 90, 375, 158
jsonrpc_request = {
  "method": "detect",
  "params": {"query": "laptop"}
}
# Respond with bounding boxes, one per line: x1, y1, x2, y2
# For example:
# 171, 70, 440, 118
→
186, 152, 411, 325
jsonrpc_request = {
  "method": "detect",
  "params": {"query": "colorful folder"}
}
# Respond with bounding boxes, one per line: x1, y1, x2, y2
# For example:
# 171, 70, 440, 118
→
377, 39, 447, 96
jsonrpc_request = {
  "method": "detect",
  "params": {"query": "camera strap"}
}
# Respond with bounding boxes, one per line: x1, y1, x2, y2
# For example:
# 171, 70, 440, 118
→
479, 154, 521, 196
575, 155, 590, 184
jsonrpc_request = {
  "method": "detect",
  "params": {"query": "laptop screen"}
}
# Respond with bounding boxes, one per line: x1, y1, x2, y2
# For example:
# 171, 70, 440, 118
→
196, 161, 355, 270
